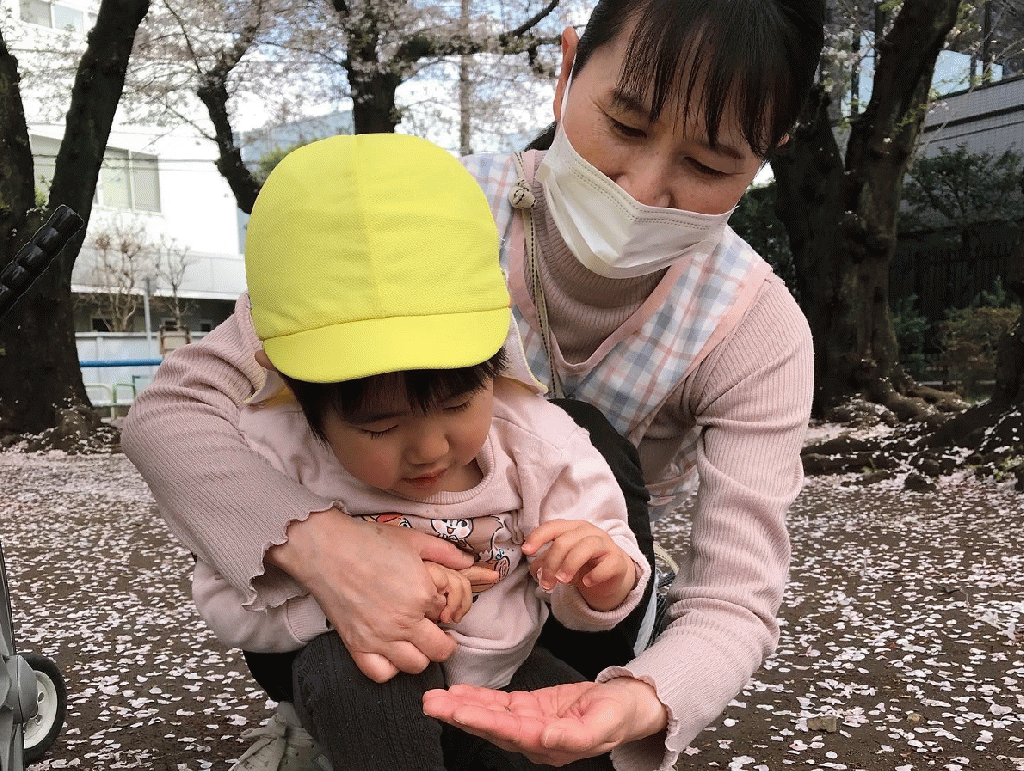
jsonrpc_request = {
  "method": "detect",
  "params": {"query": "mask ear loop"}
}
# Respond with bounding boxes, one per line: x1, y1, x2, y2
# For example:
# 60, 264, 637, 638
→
511, 152, 565, 399
557, 61, 573, 123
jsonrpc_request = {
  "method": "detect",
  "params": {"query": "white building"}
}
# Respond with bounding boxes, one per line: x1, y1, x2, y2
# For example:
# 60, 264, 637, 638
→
31, 123, 246, 335
3, 0, 253, 409
5, 0, 248, 338
919, 75, 1024, 159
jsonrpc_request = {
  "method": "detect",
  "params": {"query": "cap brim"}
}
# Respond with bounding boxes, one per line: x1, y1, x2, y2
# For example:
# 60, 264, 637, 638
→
264, 307, 512, 383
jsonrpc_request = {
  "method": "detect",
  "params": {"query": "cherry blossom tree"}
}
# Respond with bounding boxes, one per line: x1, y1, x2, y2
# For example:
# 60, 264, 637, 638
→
0, 0, 150, 439
126, 0, 569, 213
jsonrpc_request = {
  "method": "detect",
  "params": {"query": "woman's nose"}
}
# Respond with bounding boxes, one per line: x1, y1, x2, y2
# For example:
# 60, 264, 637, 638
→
615, 158, 673, 208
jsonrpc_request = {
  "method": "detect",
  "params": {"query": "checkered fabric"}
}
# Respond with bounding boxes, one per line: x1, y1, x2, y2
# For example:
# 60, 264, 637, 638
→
461, 152, 770, 517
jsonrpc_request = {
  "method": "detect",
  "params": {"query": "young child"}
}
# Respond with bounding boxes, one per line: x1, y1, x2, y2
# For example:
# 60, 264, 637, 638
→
191, 134, 650, 771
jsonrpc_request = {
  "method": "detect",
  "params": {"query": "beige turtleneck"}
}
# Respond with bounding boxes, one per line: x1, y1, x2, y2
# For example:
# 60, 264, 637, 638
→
529, 177, 664, 364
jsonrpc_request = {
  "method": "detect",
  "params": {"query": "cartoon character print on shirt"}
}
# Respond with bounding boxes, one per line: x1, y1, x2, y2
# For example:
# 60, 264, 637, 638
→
360, 511, 521, 586
430, 518, 474, 551
472, 515, 514, 581
358, 513, 414, 529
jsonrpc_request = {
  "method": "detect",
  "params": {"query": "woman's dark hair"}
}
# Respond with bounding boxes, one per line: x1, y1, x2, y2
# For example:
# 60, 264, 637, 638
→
281, 348, 507, 442
526, 0, 825, 157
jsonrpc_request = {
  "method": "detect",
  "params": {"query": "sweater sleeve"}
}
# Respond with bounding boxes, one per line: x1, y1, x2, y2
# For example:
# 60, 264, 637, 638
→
598, 278, 813, 771
121, 295, 334, 609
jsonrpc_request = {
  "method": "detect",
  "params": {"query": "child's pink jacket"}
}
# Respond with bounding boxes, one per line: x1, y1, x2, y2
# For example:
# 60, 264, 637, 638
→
192, 376, 649, 689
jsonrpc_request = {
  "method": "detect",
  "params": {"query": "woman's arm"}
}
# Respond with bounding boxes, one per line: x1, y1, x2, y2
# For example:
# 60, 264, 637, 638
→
600, 278, 814, 770
122, 296, 472, 680
122, 296, 315, 596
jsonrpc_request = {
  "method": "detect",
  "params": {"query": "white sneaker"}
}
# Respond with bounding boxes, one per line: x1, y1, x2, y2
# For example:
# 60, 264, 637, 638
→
230, 702, 332, 771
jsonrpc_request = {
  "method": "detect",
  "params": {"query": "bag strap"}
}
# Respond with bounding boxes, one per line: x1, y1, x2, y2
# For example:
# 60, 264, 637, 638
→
510, 152, 564, 398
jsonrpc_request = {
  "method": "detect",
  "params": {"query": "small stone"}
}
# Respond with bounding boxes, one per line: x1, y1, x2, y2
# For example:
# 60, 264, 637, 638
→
807, 715, 840, 733
904, 472, 936, 492
859, 469, 897, 486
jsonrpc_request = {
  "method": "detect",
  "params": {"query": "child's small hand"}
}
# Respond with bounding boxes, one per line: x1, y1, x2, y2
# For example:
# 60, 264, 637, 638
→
522, 520, 638, 612
425, 562, 474, 624
458, 562, 501, 593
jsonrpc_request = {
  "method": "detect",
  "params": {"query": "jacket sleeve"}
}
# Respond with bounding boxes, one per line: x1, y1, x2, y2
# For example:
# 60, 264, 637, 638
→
121, 295, 334, 609
515, 406, 651, 632
599, 279, 813, 771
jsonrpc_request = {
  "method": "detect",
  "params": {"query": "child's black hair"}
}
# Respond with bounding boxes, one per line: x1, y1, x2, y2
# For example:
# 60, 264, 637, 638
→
281, 348, 507, 442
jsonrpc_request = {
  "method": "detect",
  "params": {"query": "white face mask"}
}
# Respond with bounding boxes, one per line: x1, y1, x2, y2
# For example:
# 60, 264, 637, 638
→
535, 81, 735, 279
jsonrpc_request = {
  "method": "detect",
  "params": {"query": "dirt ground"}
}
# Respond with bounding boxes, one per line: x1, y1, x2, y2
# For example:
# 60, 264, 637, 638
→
0, 449, 1021, 771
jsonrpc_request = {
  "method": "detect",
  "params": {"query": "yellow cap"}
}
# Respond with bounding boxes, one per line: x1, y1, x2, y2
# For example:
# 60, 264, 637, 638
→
245, 134, 511, 383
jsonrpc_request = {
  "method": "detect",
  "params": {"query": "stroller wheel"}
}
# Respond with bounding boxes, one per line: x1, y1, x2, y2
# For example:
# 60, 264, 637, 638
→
22, 653, 66, 763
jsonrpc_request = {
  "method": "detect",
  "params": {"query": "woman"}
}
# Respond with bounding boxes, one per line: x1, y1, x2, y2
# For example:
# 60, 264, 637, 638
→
122, 1, 824, 769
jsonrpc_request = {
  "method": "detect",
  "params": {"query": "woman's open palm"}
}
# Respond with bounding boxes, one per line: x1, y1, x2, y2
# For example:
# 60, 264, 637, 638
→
423, 680, 635, 766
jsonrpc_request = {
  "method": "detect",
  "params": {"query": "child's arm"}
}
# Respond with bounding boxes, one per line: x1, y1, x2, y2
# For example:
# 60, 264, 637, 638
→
191, 560, 328, 653
523, 520, 639, 612
514, 408, 651, 630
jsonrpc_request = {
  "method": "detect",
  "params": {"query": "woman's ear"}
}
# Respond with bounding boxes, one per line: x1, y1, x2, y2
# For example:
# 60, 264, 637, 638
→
254, 348, 277, 372
553, 26, 579, 122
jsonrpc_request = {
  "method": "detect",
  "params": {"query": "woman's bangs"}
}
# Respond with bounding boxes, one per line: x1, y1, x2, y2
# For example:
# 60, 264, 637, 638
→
618, 0, 795, 156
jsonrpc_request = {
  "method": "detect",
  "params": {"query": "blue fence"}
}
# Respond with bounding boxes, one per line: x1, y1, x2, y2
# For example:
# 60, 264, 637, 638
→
79, 359, 163, 368
79, 359, 163, 411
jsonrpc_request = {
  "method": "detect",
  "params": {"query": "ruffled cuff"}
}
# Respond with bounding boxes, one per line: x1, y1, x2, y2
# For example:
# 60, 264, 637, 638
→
596, 668, 678, 771
246, 504, 336, 611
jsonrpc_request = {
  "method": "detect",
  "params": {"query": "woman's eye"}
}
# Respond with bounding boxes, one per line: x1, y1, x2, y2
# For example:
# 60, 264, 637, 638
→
609, 117, 646, 139
689, 159, 728, 178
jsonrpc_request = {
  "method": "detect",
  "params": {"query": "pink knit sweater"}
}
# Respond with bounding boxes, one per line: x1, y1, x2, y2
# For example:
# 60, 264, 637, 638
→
122, 193, 812, 771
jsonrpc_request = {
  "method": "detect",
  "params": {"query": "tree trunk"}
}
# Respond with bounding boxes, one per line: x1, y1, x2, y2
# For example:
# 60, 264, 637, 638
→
773, 0, 962, 418
334, 0, 559, 135
0, 0, 150, 437
197, 22, 264, 215
199, 71, 261, 215
343, 15, 402, 135
347, 67, 403, 134
0, 31, 70, 436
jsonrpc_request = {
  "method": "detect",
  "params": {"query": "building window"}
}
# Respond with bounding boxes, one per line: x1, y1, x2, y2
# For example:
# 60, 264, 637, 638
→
199, 321, 213, 333
20, 0, 94, 33
91, 317, 111, 333
30, 137, 161, 214
30, 135, 60, 192
97, 148, 161, 213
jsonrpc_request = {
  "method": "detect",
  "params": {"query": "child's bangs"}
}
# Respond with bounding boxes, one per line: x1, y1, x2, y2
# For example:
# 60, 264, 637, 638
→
329, 350, 507, 420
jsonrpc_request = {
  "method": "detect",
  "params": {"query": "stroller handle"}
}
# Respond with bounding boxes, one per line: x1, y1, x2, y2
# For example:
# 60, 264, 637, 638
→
0, 205, 84, 320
